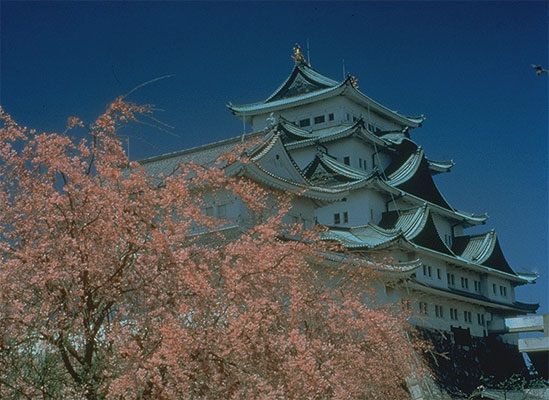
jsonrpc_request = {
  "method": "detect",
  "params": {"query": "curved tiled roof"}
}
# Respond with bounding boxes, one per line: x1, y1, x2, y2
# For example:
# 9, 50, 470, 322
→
227, 66, 424, 128
323, 205, 529, 282
296, 147, 486, 224
452, 231, 516, 275
326, 205, 454, 256
265, 63, 339, 102
427, 158, 455, 174
385, 150, 454, 210
303, 152, 375, 183
282, 119, 388, 150
378, 206, 454, 256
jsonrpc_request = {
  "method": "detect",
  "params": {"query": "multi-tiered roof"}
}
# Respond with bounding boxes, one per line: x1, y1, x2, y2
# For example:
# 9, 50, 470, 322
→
140, 45, 539, 325
225, 45, 538, 316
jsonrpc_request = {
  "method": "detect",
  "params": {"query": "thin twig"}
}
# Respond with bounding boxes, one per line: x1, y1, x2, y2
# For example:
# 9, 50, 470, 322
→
122, 75, 175, 99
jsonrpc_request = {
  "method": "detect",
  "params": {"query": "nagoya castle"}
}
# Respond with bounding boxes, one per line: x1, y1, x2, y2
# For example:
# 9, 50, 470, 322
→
142, 45, 539, 362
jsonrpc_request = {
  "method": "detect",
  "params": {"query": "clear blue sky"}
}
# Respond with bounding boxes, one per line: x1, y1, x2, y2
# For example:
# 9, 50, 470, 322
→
1, 1, 547, 313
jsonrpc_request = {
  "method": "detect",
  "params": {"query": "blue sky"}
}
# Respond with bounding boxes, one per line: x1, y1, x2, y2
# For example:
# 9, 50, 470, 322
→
1, 1, 548, 313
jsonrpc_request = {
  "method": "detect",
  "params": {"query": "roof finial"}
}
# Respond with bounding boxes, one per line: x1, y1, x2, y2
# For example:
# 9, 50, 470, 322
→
292, 43, 307, 65
349, 75, 359, 89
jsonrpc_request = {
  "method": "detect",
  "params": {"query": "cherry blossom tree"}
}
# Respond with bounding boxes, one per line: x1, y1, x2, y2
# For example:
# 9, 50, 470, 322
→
0, 99, 424, 399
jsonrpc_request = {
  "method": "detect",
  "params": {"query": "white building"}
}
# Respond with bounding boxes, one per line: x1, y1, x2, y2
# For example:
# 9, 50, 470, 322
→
141, 45, 538, 344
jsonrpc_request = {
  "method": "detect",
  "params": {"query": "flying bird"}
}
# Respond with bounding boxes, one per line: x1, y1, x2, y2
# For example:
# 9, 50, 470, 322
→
531, 64, 549, 75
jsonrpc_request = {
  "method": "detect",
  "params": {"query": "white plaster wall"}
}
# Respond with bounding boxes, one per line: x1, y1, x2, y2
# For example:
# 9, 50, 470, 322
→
446, 264, 483, 296
314, 188, 387, 226
251, 97, 345, 132
336, 97, 403, 132
250, 95, 404, 133
416, 255, 448, 290
485, 275, 515, 304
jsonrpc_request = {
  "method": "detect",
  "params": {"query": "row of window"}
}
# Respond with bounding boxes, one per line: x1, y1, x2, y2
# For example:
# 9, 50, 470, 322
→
298, 113, 335, 128
493, 283, 508, 297
418, 302, 485, 326
423, 265, 442, 280
333, 212, 349, 225
447, 273, 483, 294
296, 111, 385, 133
426, 266, 510, 299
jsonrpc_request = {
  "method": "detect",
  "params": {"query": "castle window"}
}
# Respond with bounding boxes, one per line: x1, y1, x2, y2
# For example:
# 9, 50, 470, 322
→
460, 277, 469, 290
499, 286, 507, 297
492, 283, 497, 295
423, 265, 432, 278
447, 273, 455, 286
333, 213, 341, 225
477, 313, 485, 325
370, 208, 374, 221
343, 156, 350, 165
401, 298, 411, 311
464, 311, 472, 323
437, 268, 442, 280
474, 280, 481, 292
314, 115, 325, 124
450, 308, 459, 320
343, 212, 349, 224
328, 113, 334, 121
346, 113, 350, 121
299, 118, 310, 127
419, 302, 428, 315
435, 305, 444, 318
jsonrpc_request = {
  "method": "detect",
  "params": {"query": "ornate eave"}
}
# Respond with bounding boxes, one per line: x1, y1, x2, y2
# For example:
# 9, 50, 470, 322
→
427, 158, 455, 175
279, 118, 388, 149
324, 205, 452, 254
323, 205, 532, 284
303, 151, 376, 183
225, 132, 350, 202
298, 148, 486, 225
